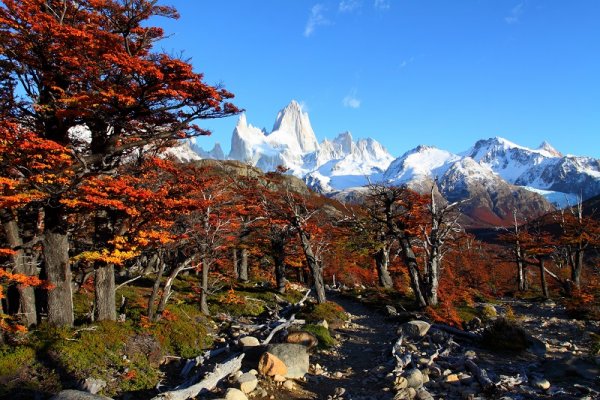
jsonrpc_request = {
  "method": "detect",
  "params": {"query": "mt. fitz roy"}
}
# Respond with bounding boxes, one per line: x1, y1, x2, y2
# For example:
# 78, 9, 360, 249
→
179, 100, 600, 225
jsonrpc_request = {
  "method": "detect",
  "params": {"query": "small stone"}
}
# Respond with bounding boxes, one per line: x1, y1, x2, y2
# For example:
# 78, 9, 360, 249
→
445, 374, 460, 383
225, 388, 248, 400
395, 376, 409, 389
386, 305, 398, 316
239, 336, 260, 347
237, 372, 258, 394
316, 320, 329, 329
531, 377, 550, 390
464, 350, 477, 359
249, 369, 258, 375
283, 380, 295, 390
333, 371, 344, 379
273, 374, 286, 382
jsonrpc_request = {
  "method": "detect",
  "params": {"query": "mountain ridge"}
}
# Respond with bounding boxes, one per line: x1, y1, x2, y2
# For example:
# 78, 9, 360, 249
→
180, 100, 600, 218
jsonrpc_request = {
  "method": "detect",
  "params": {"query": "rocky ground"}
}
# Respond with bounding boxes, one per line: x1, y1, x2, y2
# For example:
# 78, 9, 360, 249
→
50, 293, 600, 400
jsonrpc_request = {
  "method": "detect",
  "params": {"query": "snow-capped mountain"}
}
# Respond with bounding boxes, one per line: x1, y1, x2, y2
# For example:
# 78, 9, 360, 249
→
189, 101, 599, 222
195, 100, 394, 190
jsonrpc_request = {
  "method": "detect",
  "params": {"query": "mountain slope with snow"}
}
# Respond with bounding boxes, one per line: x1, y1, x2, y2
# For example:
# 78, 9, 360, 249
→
189, 101, 600, 219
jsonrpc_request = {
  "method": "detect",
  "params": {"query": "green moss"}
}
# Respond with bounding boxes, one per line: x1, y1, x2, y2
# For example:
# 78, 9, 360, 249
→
152, 304, 213, 359
299, 301, 347, 328
456, 305, 478, 323
301, 324, 336, 349
0, 345, 61, 397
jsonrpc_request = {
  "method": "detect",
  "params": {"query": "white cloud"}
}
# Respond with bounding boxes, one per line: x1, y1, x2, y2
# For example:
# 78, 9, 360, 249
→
339, 0, 360, 13
505, 3, 524, 24
304, 4, 329, 37
342, 90, 361, 109
400, 57, 415, 69
374, 0, 390, 10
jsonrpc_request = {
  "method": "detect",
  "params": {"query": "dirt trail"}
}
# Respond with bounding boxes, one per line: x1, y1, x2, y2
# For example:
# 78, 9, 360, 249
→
298, 294, 398, 400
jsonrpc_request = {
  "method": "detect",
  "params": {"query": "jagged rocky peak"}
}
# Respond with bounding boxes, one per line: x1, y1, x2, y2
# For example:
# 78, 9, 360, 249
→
333, 131, 354, 154
270, 100, 319, 153
537, 141, 562, 158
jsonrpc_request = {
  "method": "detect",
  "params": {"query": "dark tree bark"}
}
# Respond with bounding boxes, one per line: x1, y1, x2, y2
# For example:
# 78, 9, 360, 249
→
238, 248, 249, 282
374, 246, 393, 289
272, 237, 287, 294
0, 212, 37, 327
232, 248, 239, 279
43, 206, 74, 326
148, 256, 165, 321
539, 258, 549, 299
298, 230, 326, 304
399, 236, 427, 308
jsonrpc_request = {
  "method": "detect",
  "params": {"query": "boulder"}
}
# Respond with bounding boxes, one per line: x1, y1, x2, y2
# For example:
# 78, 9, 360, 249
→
266, 343, 310, 378
237, 372, 258, 393
285, 331, 318, 348
398, 321, 431, 339
416, 389, 434, 400
224, 388, 248, 400
258, 352, 288, 377
530, 377, 550, 390
50, 390, 112, 400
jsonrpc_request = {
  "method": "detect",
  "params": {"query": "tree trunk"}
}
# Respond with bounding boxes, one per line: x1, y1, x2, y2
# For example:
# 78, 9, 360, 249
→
156, 261, 189, 319
571, 249, 583, 289
43, 229, 74, 326
298, 231, 326, 304
425, 252, 440, 306
200, 258, 210, 315
0, 213, 37, 327
374, 246, 393, 289
271, 237, 287, 294
147, 257, 165, 321
539, 259, 549, 299
94, 264, 116, 321
399, 237, 427, 308
232, 248, 239, 279
239, 248, 249, 282
516, 243, 528, 291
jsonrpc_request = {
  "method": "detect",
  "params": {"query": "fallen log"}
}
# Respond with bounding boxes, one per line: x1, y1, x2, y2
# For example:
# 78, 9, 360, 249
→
180, 345, 230, 379
152, 354, 244, 400
465, 359, 495, 391
431, 324, 481, 342
262, 314, 296, 345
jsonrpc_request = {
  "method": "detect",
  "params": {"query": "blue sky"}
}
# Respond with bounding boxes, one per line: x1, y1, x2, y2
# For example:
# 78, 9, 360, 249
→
158, 1, 600, 158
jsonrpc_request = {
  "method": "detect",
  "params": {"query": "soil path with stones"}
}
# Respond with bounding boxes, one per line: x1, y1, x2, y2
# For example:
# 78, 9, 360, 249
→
297, 293, 398, 400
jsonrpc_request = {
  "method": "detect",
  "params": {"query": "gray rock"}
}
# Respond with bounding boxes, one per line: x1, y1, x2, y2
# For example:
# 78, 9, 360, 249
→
225, 388, 248, 400
80, 378, 107, 395
239, 336, 260, 347
416, 389, 434, 400
404, 368, 424, 389
399, 321, 431, 339
266, 343, 309, 379
283, 380, 295, 390
50, 390, 112, 400
237, 372, 258, 393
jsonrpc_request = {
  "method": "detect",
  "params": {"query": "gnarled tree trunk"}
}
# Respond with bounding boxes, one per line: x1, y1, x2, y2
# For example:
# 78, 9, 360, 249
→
374, 246, 393, 289
238, 247, 249, 282
298, 231, 326, 304
1, 212, 38, 327
272, 237, 287, 294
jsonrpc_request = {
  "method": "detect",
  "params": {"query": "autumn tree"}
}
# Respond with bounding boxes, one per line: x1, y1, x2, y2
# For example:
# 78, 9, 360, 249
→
0, 0, 239, 325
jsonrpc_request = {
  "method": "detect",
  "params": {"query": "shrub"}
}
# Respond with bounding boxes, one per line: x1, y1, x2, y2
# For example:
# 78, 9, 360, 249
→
481, 318, 530, 352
